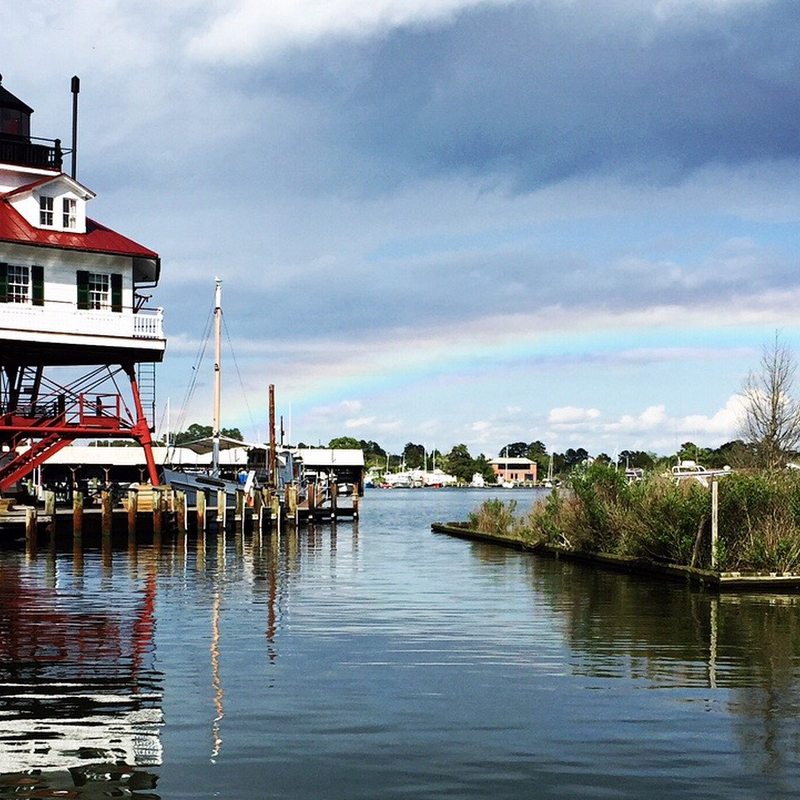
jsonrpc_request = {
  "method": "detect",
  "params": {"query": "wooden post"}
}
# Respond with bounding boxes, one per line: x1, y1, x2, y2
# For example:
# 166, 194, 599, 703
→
287, 485, 298, 522
217, 489, 227, 530
197, 489, 207, 534
271, 491, 280, 531
152, 487, 163, 537
235, 490, 245, 532
711, 479, 719, 569
44, 490, 55, 525
268, 384, 276, 488
330, 481, 338, 518
72, 490, 83, 536
25, 507, 37, 547
308, 482, 316, 520
176, 490, 187, 534
128, 489, 138, 536
253, 488, 264, 535
101, 490, 113, 536
352, 485, 359, 519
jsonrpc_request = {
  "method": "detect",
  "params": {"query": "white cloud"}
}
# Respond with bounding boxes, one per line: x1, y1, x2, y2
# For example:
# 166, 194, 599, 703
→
677, 394, 746, 436
548, 406, 601, 426
186, 0, 519, 62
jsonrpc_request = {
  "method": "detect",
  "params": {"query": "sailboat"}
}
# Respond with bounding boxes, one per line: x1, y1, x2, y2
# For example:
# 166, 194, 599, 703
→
542, 452, 554, 488
162, 279, 251, 504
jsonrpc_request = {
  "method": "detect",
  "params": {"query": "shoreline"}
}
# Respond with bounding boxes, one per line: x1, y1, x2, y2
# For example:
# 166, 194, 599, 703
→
431, 522, 800, 592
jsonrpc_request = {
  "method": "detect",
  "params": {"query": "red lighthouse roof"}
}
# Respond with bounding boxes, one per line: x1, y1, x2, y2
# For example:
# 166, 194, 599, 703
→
0, 189, 160, 283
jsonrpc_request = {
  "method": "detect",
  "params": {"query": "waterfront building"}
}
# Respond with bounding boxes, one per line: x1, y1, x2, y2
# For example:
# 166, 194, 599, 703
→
489, 456, 538, 486
0, 76, 165, 493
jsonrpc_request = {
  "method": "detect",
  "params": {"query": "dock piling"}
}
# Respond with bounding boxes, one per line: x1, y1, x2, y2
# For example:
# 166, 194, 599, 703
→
127, 489, 138, 535
711, 479, 719, 569
72, 491, 83, 536
101, 490, 113, 536
176, 489, 187, 534
217, 489, 227, 530
152, 487, 163, 537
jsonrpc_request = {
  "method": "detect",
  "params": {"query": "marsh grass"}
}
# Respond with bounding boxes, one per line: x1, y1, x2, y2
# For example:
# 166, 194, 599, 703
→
470, 464, 800, 572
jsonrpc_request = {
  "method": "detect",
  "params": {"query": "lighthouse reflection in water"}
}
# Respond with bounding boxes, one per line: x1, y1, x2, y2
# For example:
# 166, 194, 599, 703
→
0, 546, 163, 798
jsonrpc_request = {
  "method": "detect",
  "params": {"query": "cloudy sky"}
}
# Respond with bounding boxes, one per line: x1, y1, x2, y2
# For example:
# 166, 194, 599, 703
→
6, 0, 800, 456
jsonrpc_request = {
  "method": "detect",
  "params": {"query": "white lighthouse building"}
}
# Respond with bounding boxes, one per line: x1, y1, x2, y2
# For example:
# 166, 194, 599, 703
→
0, 76, 166, 491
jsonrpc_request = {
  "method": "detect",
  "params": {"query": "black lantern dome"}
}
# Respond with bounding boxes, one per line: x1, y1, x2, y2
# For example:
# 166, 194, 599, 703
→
0, 75, 62, 171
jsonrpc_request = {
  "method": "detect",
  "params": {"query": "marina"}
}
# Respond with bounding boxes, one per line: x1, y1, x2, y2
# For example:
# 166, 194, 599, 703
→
1, 488, 799, 799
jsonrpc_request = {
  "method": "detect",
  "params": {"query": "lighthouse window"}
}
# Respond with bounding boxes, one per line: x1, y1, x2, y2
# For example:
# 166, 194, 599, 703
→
88, 273, 110, 310
39, 196, 54, 226
63, 198, 77, 229
7, 265, 29, 303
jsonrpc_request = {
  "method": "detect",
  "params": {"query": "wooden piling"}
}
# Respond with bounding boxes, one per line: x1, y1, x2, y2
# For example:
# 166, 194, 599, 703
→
217, 489, 227, 530
72, 491, 83, 536
152, 487, 163, 537
287, 485, 298, 522
330, 481, 338, 518
197, 489, 207, 534
711, 479, 719, 569
25, 507, 37, 546
352, 485, 359, 519
270, 491, 280, 531
308, 483, 316, 519
101, 490, 113, 536
176, 489, 187, 534
128, 489, 138, 535
253, 489, 264, 535
235, 490, 245, 533
44, 490, 56, 530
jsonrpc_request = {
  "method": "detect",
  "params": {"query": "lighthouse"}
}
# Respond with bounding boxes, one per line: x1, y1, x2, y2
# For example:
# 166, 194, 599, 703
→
0, 76, 165, 492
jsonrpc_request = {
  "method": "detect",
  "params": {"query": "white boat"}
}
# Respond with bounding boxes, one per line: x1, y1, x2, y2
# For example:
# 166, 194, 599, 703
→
669, 460, 732, 487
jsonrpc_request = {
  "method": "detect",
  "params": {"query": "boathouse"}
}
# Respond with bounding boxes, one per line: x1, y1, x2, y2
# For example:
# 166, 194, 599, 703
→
0, 76, 165, 494
295, 448, 365, 493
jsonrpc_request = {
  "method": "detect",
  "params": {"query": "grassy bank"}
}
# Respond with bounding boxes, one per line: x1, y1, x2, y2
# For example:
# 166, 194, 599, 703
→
468, 464, 800, 573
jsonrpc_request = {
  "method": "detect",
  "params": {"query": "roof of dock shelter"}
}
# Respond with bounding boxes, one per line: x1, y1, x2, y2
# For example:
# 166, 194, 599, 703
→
39, 444, 247, 467
295, 448, 364, 468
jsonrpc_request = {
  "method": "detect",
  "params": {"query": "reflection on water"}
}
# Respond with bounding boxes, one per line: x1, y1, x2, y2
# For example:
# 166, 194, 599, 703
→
0, 490, 800, 799
0, 546, 163, 797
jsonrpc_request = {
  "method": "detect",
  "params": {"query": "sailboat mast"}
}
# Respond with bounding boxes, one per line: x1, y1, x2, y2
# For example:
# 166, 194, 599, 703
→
212, 278, 222, 476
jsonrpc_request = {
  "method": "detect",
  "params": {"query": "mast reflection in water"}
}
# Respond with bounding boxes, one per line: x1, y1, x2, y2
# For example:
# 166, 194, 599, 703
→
0, 553, 163, 798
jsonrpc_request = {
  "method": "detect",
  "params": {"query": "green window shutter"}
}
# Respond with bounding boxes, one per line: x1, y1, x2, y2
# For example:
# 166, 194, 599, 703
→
31, 265, 44, 306
0, 263, 7, 303
111, 273, 123, 313
76, 270, 90, 309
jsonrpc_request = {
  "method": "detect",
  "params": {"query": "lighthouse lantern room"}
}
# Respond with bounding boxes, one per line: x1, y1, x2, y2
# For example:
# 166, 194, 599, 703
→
0, 76, 165, 493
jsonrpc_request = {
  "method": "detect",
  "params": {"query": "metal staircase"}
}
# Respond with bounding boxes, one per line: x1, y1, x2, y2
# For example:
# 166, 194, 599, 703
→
137, 362, 157, 432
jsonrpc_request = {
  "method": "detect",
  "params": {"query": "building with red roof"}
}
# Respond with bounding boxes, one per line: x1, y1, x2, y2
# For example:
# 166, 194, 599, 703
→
0, 76, 166, 491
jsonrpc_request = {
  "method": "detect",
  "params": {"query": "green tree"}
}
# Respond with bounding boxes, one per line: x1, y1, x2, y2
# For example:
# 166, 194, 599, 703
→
174, 423, 243, 445
446, 443, 476, 483
328, 436, 362, 450
474, 453, 497, 484
403, 442, 425, 469
501, 441, 529, 458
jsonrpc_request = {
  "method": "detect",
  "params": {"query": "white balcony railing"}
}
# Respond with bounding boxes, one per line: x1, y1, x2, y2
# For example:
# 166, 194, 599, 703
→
0, 302, 164, 341
133, 307, 164, 339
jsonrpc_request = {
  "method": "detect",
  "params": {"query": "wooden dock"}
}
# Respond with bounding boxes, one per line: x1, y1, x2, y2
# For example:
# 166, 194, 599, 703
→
0, 483, 359, 541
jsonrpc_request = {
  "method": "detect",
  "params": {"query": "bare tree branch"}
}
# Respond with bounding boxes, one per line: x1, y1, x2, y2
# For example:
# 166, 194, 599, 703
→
741, 332, 800, 470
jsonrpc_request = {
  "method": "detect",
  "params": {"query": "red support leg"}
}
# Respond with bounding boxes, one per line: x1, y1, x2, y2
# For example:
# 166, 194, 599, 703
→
125, 364, 160, 487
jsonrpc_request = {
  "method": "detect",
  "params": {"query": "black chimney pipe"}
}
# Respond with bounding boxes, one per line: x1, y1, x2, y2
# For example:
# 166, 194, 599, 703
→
70, 75, 80, 179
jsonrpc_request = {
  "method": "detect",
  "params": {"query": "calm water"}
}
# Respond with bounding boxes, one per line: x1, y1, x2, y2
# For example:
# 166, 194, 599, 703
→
1, 488, 800, 799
